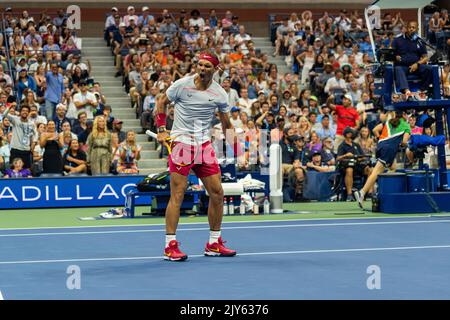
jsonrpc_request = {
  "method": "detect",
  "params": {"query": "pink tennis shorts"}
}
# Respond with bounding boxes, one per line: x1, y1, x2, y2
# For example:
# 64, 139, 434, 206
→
168, 141, 221, 178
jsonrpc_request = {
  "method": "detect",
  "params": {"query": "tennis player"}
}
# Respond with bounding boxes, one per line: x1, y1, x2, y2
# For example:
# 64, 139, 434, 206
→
156, 52, 237, 261
354, 110, 411, 209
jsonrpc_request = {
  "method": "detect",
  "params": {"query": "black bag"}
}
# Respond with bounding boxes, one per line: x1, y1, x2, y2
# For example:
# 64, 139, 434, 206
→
136, 171, 170, 192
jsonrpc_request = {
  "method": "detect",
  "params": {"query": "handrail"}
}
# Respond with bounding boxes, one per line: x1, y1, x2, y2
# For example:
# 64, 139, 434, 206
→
0, 13, 19, 106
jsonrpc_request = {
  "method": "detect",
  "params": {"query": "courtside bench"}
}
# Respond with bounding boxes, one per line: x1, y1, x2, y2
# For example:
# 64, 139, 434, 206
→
124, 189, 205, 218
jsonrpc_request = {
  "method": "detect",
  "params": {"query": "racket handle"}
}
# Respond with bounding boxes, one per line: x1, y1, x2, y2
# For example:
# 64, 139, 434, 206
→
145, 130, 158, 140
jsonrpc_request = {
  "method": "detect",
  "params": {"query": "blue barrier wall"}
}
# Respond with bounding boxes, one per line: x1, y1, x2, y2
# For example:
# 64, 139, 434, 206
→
0, 175, 148, 209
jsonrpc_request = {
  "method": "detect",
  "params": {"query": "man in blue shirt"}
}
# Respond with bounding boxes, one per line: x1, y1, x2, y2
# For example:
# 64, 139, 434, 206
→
138, 6, 154, 27
44, 63, 64, 121
392, 21, 432, 100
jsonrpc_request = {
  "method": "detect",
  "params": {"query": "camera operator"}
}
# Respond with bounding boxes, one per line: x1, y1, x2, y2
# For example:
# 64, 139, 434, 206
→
280, 127, 302, 176
336, 127, 372, 201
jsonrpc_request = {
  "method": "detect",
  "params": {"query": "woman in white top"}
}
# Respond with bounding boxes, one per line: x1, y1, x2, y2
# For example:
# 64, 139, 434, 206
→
302, 11, 314, 30
62, 88, 78, 121
297, 45, 316, 86
189, 9, 206, 28
32, 122, 46, 174
334, 45, 348, 65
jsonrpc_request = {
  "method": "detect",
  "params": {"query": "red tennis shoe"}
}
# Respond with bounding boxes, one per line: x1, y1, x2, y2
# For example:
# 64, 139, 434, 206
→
164, 240, 188, 261
204, 237, 237, 257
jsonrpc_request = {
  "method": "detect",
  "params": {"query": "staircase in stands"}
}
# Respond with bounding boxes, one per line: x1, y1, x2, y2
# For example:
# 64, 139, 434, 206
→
81, 37, 167, 176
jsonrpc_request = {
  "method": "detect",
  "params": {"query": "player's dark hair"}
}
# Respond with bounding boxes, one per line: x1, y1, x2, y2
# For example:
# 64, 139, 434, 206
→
389, 111, 403, 128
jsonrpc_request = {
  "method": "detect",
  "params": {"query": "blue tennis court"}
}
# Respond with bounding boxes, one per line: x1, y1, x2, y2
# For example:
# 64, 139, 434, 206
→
1, 216, 450, 300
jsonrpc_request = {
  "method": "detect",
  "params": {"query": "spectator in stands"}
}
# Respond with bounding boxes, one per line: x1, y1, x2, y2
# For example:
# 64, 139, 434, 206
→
99, 104, 113, 131
24, 26, 43, 47
105, 114, 123, 141
428, 12, 442, 45
23, 90, 42, 114
54, 103, 69, 132
105, 7, 120, 31
229, 106, 244, 129
87, 115, 112, 175
29, 104, 47, 126
0, 65, 13, 87
336, 127, 370, 201
58, 120, 77, 144
189, 9, 205, 29
43, 36, 60, 56
274, 17, 290, 57
280, 127, 301, 176
355, 126, 375, 156
306, 151, 332, 172
2, 104, 36, 169
284, 165, 305, 202
31, 122, 46, 175
3, 158, 32, 178
40, 120, 63, 174
73, 80, 98, 119
139, 6, 155, 28
315, 114, 336, 141
0, 135, 10, 173
297, 116, 312, 141
72, 111, 88, 135
117, 130, 142, 174
124, 6, 139, 27
44, 62, 64, 120
63, 139, 87, 175
320, 136, 336, 167
17, 68, 37, 101
237, 87, 254, 115
324, 69, 347, 96
307, 131, 322, 153
222, 78, 239, 107
159, 15, 178, 42
329, 94, 360, 152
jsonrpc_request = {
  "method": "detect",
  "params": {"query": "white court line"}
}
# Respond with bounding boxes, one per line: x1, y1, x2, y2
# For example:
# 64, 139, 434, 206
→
1, 244, 450, 265
0, 214, 438, 232
1, 219, 450, 238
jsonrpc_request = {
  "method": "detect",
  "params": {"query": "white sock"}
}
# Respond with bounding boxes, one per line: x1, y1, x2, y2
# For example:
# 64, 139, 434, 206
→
360, 190, 366, 199
165, 234, 176, 248
209, 230, 221, 244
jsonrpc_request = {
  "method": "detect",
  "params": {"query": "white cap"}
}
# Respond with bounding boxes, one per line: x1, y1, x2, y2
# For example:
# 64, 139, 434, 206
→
111, 7, 118, 12
56, 103, 67, 111
127, 6, 135, 11
142, 6, 149, 12
119, 22, 126, 27
343, 94, 353, 103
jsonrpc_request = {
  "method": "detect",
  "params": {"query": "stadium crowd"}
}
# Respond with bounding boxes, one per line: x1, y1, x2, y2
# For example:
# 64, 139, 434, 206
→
0, 7, 142, 177
1, 6, 450, 202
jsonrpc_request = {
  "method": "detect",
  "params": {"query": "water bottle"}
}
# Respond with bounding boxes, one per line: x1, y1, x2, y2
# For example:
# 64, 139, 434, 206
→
223, 197, 228, 215
253, 195, 259, 215
263, 196, 270, 215
239, 196, 245, 215
229, 197, 235, 215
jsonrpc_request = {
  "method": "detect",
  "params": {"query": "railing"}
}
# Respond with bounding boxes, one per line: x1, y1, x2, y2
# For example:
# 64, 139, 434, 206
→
0, 13, 19, 106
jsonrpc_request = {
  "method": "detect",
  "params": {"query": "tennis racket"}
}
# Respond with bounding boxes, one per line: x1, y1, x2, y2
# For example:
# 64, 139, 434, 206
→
146, 130, 202, 167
